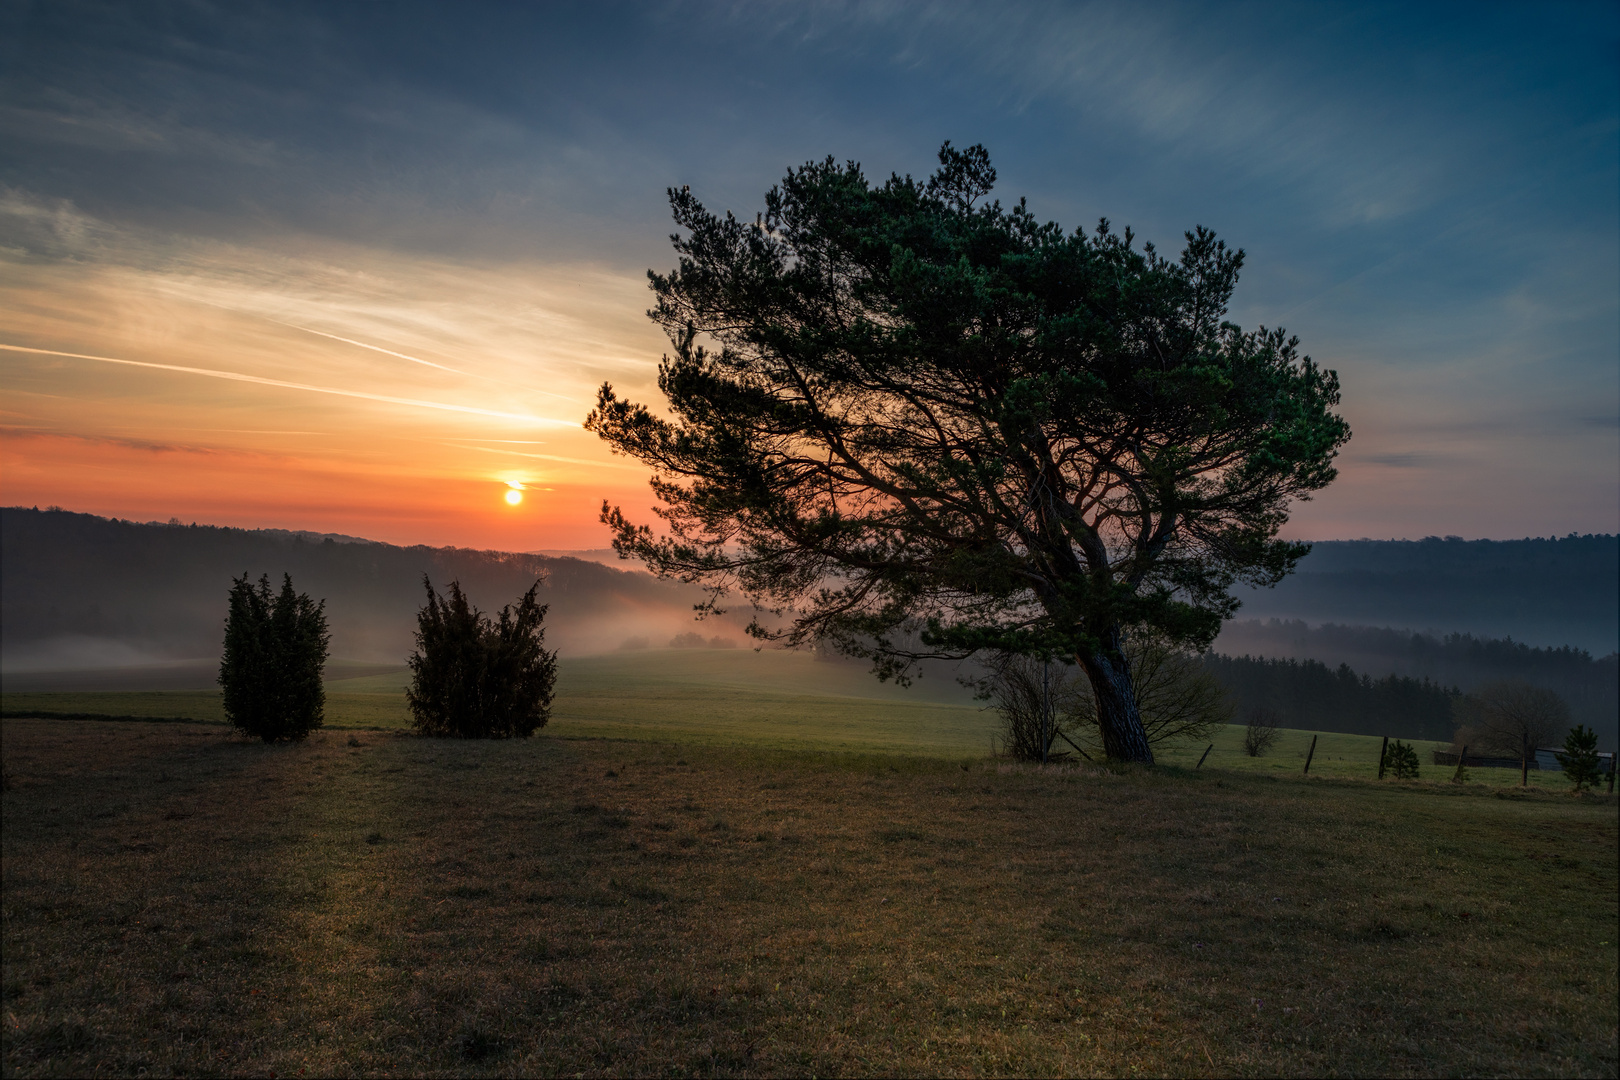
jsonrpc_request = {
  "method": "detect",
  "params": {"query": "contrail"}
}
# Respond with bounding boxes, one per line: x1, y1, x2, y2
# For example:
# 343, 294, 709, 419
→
283, 324, 472, 375
0, 343, 575, 426
280, 323, 576, 402
454, 443, 645, 470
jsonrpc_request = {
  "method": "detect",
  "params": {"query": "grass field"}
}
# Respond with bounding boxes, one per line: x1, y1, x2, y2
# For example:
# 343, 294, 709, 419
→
2, 716, 1615, 1077
1, 648, 1593, 789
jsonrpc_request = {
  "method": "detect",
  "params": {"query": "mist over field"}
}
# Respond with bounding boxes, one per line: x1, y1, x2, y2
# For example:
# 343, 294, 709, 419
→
1227, 534, 1618, 656
0, 507, 757, 675
4, 508, 1614, 737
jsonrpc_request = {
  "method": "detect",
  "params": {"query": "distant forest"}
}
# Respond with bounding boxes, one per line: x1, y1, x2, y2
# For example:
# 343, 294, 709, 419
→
1232, 534, 1617, 655
1212, 619, 1616, 745
0, 507, 753, 664
1202, 655, 1459, 742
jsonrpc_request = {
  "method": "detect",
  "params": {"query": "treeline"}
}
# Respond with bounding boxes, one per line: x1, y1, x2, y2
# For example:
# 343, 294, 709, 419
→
1230, 534, 1618, 655
1213, 618, 1617, 743
1201, 654, 1459, 742
0, 506, 754, 663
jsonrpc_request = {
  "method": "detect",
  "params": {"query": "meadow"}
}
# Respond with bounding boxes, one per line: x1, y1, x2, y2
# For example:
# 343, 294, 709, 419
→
5, 650, 1618, 1077
0, 648, 1592, 789
3, 710, 1616, 1079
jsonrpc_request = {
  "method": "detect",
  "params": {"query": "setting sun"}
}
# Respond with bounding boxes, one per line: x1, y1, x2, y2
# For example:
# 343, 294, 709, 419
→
504, 488, 523, 506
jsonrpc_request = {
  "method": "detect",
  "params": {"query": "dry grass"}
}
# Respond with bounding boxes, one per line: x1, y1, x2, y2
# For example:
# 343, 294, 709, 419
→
3, 717, 1616, 1077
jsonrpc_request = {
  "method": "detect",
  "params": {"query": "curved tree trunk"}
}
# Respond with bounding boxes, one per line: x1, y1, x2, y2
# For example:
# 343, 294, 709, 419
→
1079, 627, 1155, 763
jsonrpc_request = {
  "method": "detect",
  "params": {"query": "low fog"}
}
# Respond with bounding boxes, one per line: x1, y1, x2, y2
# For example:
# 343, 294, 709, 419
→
1, 508, 759, 682
4, 508, 1615, 744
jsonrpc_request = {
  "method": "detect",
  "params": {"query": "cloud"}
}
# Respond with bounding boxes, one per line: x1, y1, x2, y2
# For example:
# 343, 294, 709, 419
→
1360, 452, 1431, 469
0, 2, 1613, 542
0, 425, 218, 456
0, 343, 574, 425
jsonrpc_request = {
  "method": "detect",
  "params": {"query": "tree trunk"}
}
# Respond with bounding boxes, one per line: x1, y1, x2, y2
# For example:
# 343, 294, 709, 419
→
1079, 628, 1154, 764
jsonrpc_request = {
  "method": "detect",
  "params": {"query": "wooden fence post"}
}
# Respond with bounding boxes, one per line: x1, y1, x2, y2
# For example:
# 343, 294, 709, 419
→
1196, 744, 1213, 770
1303, 734, 1317, 775
1453, 745, 1469, 783
1609, 754, 1616, 795
1377, 735, 1389, 780
1521, 732, 1529, 788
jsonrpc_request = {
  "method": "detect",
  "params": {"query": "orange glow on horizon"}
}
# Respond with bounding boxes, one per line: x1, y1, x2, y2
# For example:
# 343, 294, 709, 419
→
0, 225, 671, 550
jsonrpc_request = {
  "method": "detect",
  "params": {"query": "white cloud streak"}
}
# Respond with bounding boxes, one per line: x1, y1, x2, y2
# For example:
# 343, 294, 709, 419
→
0, 343, 575, 426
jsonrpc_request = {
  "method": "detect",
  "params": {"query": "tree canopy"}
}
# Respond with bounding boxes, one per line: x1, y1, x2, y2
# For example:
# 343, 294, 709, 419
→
587, 143, 1349, 762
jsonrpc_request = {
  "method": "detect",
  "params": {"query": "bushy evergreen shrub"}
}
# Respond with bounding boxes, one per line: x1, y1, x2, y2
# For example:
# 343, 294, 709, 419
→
1559, 725, 1603, 792
1383, 739, 1420, 780
219, 573, 330, 741
407, 577, 557, 738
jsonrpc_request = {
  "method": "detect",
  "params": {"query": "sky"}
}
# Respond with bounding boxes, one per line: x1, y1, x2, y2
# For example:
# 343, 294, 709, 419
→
1, 0, 1616, 551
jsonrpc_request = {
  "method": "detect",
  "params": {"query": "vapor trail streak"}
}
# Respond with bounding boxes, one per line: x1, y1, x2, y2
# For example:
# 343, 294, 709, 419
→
282, 324, 575, 401
0, 344, 574, 426
456, 443, 644, 470
284, 324, 471, 375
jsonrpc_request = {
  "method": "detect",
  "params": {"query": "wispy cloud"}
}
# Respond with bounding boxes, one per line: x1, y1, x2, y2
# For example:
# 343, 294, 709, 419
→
0, 344, 574, 425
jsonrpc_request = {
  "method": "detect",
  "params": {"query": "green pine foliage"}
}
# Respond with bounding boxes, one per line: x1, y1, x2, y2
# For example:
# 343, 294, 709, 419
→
1382, 739, 1421, 780
406, 576, 557, 738
219, 573, 330, 742
1559, 724, 1604, 792
586, 142, 1350, 764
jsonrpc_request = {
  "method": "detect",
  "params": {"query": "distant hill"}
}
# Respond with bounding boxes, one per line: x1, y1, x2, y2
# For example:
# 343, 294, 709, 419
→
1230, 535, 1617, 654
0, 507, 754, 671
1205, 622, 1617, 748
4, 510, 1615, 745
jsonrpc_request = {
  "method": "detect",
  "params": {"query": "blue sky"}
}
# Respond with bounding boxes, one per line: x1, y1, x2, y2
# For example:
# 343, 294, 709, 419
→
1, 1, 1616, 544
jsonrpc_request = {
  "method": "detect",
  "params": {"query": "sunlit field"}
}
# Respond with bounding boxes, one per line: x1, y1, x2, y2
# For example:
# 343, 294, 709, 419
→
3, 715, 1615, 1078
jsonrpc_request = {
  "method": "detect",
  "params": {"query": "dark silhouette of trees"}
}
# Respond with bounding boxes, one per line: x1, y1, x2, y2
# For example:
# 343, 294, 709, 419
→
219, 573, 330, 742
406, 577, 557, 738
587, 142, 1349, 763
1382, 739, 1420, 779
1201, 654, 1459, 741
985, 632, 1231, 761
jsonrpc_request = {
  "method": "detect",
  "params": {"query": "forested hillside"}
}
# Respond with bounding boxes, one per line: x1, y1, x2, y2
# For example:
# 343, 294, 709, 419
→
1, 507, 750, 668
1211, 619, 1616, 744
1202, 656, 1459, 742
1232, 535, 1617, 654
5, 508, 1614, 748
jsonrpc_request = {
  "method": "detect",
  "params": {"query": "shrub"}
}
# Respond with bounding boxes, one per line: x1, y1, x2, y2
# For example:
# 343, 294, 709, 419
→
1243, 708, 1281, 757
1383, 739, 1420, 780
406, 576, 557, 738
669, 631, 708, 648
984, 653, 1077, 761
219, 573, 330, 742
1559, 724, 1604, 792
984, 632, 1232, 762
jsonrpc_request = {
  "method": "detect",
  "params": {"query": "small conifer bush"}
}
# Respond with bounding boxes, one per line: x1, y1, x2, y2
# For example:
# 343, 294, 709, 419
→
219, 573, 330, 742
1559, 724, 1603, 793
407, 576, 557, 738
1383, 739, 1420, 780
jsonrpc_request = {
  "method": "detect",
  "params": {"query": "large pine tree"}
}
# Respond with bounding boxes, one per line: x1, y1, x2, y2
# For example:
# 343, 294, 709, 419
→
588, 143, 1349, 762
